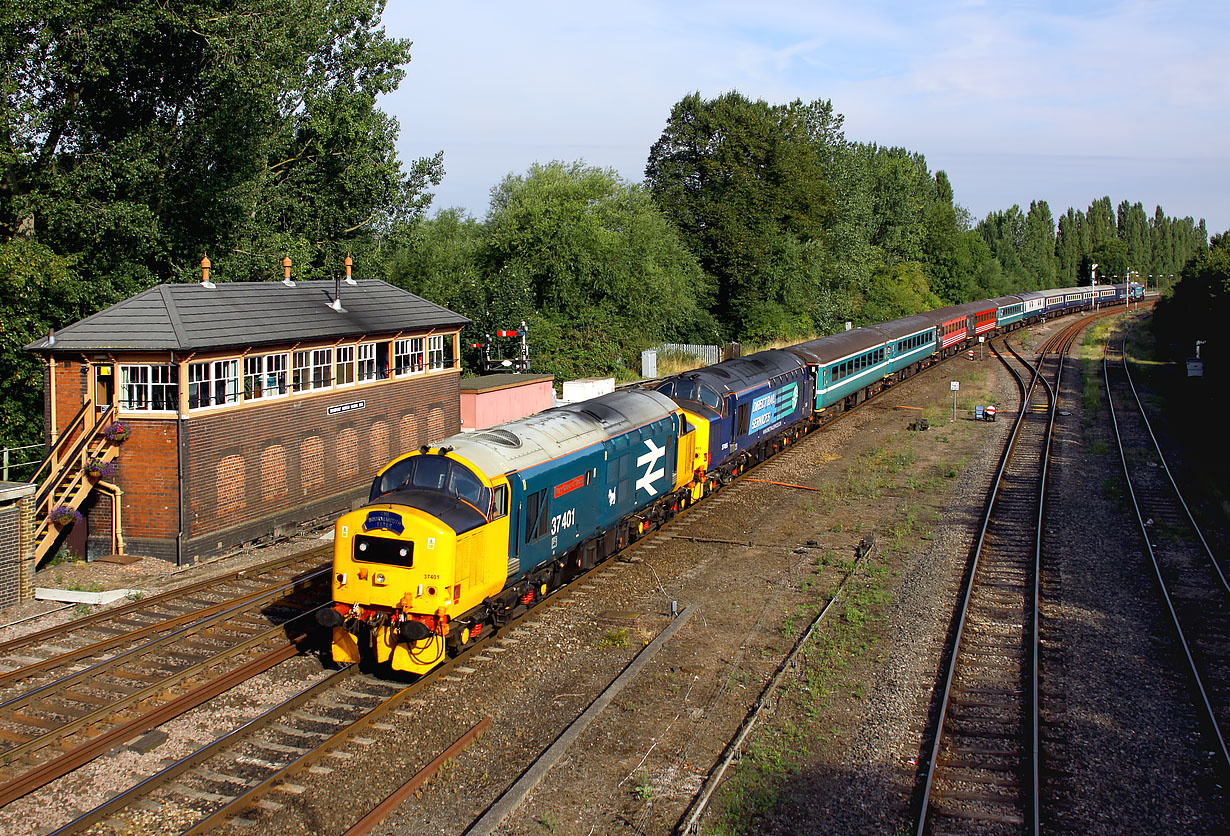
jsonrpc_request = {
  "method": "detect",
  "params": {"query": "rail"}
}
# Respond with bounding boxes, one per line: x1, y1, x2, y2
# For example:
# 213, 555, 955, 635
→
1104, 332, 1230, 773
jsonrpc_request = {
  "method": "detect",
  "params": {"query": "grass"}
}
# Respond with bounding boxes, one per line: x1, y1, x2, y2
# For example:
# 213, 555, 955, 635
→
710, 501, 918, 835
598, 628, 629, 648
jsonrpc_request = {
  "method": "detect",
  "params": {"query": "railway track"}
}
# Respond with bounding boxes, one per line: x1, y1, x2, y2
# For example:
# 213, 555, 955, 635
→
0, 555, 331, 807
26, 315, 1020, 836
914, 316, 1091, 836
1104, 329, 1230, 773
0, 548, 331, 688
0, 309, 1139, 835
43, 563, 595, 836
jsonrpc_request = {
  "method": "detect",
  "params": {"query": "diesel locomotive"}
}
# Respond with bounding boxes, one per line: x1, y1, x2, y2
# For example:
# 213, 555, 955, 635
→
319, 282, 1144, 673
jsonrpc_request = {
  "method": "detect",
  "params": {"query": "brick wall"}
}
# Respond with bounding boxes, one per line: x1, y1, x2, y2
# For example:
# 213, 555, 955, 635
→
180, 371, 461, 563
50, 359, 87, 442
0, 485, 37, 610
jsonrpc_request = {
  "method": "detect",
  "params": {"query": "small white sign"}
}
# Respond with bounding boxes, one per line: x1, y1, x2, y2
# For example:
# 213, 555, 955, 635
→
978, 336, 985, 343
327, 399, 366, 416
950, 381, 960, 391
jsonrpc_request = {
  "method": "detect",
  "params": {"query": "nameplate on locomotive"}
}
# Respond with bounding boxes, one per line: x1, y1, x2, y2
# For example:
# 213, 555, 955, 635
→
363, 510, 405, 534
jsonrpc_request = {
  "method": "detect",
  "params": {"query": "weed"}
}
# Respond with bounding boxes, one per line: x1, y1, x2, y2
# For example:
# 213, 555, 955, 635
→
49, 550, 77, 567
633, 770, 654, 801
599, 628, 629, 648
73, 603, 93, 617
537, 811, 557, 831
66, 580, 104, 593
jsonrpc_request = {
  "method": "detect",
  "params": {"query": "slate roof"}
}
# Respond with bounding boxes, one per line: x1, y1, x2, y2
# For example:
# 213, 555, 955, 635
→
26, 279, 469, 353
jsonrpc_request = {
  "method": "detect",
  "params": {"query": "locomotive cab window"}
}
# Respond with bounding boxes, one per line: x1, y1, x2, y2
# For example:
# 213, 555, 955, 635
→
491, 484, 508, 519
370, 455, 491, 514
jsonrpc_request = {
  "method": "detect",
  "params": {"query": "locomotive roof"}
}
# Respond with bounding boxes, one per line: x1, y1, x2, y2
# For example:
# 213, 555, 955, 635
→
431, 389, 678, 480
667, 349, 804, 395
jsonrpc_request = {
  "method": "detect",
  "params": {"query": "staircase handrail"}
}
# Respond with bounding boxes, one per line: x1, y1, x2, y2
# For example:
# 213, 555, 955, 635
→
28, 401, 92, 487
33, 404, 113, 510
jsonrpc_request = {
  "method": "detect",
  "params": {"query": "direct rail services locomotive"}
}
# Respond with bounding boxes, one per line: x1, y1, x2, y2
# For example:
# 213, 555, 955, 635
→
318, 282, 1144, 673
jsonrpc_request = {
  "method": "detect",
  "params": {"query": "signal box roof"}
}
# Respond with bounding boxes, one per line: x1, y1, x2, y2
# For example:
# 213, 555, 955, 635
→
26, 279, 469, 353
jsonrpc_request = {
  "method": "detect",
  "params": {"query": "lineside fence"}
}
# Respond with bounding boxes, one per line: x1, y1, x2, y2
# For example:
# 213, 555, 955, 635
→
641, 342, 741, 379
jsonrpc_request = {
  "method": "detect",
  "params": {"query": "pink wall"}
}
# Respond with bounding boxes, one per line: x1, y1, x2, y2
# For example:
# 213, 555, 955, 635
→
461, 378, 555, 430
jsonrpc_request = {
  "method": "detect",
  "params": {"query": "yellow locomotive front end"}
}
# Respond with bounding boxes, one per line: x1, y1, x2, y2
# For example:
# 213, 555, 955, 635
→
319, 449, 511, 675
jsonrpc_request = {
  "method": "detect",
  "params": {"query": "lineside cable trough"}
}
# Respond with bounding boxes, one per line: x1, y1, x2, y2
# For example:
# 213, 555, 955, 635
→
466, 605, 698, 836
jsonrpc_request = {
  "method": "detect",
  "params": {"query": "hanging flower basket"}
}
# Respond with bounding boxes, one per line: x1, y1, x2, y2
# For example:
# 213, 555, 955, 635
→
101, 421, 131, 443
50, 505, 84, 526
85, 457, 117, 480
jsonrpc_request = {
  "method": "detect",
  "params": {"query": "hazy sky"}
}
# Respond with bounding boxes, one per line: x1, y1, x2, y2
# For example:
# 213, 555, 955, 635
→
381, 1, 1228, 234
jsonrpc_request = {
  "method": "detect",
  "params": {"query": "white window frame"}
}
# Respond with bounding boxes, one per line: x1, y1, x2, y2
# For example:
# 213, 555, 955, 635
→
394, 337, 425, 376
292, 350, 311, 392
335, 345, 355, 387
427, 334, 445, 371
188, 359, 240, 410
356, 342, 377, 382
244, 353, 288, 400
310, 348, 333, 390
119, 364, 179, 412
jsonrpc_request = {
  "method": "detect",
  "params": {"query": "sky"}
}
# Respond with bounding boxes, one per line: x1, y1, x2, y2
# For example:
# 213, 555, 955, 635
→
380, 1, 1229, 235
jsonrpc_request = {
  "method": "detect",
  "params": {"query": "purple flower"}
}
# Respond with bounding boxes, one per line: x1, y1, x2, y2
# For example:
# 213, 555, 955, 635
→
85, 457, 117, 479
50, 505, 84, 526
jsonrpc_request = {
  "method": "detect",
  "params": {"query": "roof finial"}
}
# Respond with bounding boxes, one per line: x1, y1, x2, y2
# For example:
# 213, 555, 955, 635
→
343, 253, 357, 285
282, 254, 295, 287
200, 252, 215, 289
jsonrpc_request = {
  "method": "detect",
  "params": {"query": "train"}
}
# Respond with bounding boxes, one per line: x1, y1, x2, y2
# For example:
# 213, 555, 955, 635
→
317, 281, 1144, 673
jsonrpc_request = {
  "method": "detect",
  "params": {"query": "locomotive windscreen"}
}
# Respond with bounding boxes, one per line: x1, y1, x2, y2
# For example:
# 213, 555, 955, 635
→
370, 454, 491, 516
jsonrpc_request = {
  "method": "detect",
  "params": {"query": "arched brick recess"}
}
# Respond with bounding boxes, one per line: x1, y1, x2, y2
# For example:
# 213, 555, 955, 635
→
260, 445, 287, 501
399, 413, 419, 456
370, 420, 390, 469
217, 455, 246, 514
427, 405, 448, 443
301, 436, 325, 492
337, 428, 359, 478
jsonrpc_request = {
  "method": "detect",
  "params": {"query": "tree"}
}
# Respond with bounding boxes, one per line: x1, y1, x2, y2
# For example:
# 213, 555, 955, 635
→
477, 161, 714, 379
1154, 232, 1229, 381
1, 0, 439, 449
1021, 201, 1057, 288
645, 91, 835, 339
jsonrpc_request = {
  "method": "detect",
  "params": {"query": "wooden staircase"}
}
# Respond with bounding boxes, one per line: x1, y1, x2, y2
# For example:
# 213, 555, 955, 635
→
29, 402, 126, 563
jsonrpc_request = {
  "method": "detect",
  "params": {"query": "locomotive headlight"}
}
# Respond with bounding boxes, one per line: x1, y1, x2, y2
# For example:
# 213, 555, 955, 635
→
374, 573, 387, 586
358, 541, 368, 552
399, 547, 408, 557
